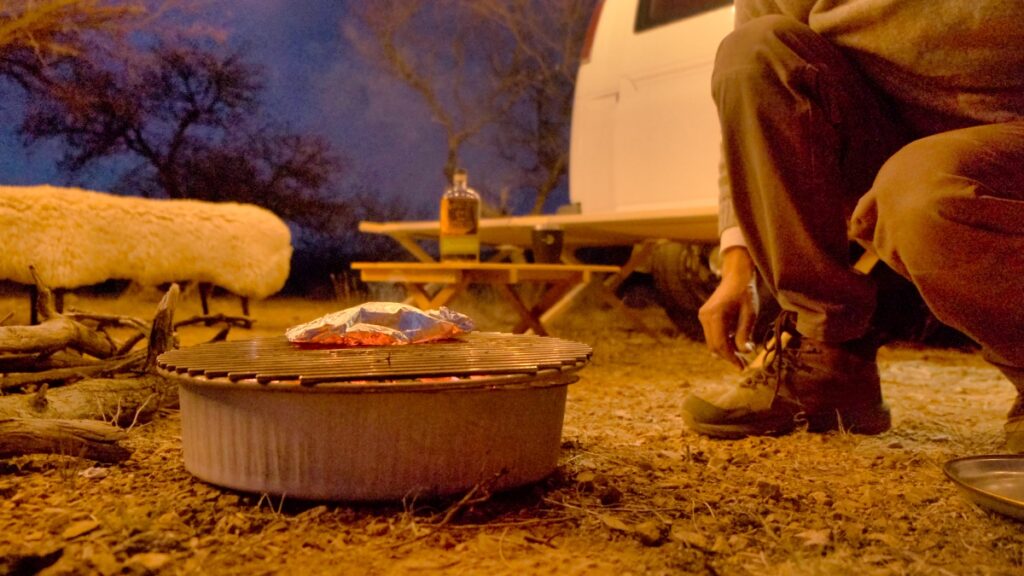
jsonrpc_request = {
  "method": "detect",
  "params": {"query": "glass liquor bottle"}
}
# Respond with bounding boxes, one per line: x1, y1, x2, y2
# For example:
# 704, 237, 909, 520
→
439, 168, 481, 262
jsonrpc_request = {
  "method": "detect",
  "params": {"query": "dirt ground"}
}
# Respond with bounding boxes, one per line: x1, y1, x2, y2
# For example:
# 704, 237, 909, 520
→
2, 285, 1024, 576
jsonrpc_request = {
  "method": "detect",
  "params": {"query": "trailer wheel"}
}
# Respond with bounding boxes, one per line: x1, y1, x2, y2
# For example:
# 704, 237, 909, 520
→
650, 241, 719, 340
651, 241, 780, 342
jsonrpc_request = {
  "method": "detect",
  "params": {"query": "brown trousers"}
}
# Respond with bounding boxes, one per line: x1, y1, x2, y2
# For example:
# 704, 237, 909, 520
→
713, 15, 1024, 368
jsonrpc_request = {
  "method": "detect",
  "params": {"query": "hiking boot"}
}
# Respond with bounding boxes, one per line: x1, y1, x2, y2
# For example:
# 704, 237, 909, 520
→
992, 362, 1024, 453
682, 313, 892, 438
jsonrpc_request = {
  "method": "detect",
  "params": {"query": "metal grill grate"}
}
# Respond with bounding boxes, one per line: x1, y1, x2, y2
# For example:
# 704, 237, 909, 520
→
157, 332, 592, 386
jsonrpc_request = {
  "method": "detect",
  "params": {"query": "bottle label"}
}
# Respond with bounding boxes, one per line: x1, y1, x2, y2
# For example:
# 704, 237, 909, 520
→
441, 197, 479, 234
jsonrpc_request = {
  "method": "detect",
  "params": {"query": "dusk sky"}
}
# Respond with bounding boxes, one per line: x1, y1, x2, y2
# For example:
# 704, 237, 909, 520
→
0, 1, 541, 219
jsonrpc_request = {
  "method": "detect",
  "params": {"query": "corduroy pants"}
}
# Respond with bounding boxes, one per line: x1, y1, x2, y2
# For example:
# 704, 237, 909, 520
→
713, 15, 1024, 369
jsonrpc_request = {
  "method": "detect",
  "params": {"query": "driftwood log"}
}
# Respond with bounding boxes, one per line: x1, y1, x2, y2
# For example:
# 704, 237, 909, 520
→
0, 418, 131, 463
0, 375, 177, 427
0, 272, 181, 462
0, 317, 117, 358
0, 350, 146, 392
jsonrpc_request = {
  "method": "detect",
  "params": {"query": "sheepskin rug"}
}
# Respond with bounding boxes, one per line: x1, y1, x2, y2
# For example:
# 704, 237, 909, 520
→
0, 185, 292, 299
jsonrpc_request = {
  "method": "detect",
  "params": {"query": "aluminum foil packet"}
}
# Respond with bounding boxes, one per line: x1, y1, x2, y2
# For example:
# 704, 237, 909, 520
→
285, 302, 475, 346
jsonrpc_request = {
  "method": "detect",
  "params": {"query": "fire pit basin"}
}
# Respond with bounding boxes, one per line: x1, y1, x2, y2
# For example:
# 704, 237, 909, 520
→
157, 333, 591, 501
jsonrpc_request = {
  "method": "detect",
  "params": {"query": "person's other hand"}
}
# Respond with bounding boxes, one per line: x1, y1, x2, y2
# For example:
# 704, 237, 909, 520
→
698, 246, 757, 369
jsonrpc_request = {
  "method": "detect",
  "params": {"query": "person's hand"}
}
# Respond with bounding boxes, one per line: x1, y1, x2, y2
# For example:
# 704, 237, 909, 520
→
698, 246, 758, 369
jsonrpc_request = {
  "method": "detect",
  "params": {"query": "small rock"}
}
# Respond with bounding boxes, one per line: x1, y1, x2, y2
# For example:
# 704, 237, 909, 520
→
155, 511, 181, 527
127, 552, 172, 572
87, 551, 120, 576
808, 491, 832, 506
706, 457, 728, 470
599, 514, 630, 533
842, 522, 866, 545
756, 480, 783, 501
657, 449, 682, 461
633, 520, 665, 547
576, 471, 597, 492
729, 454, 751, 467
796, 528, 832, 547
670, 528, 709, 549
62, 519, 100, 539
727, 534, 749, 551
598, 484, 623, 506
78, 467, 110, 480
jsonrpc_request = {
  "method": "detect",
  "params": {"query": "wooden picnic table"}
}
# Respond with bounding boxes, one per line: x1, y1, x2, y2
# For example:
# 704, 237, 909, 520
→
358, 206, 718, 263
353, 208, 715, 336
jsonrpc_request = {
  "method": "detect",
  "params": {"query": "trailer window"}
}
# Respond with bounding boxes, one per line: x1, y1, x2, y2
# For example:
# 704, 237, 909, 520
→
635, 0, 731, 32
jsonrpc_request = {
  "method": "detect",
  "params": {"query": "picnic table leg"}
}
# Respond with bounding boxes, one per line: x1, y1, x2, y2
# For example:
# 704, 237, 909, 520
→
604, 239, 662, 293
403, 283, 435, 309
496, 284, 549, 335
404, 282, 465, 309
536, 282, 587, 328
510, 281, 578, 334
391, 233, 437, 263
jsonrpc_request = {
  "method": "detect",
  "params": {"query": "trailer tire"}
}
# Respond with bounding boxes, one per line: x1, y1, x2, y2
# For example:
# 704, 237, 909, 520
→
650, 241, 719, 340
651, 241, 781, 342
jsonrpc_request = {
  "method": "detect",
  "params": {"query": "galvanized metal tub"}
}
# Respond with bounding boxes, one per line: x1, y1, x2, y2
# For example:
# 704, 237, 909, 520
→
157, 333, 590, 501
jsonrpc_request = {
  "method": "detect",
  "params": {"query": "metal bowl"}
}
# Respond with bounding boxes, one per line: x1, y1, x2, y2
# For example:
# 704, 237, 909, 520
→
943, 455, 1024, 520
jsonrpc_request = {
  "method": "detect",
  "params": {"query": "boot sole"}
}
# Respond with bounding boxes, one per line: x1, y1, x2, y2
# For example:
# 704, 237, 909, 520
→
681, 411, 798, 439
682, 403, 892, 439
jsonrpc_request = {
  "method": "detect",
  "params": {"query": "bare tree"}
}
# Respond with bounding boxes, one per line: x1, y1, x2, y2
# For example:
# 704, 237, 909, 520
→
0, 0, 150, 92
350, 0, 512, 185
19, 39, 344, 232
350, 0, 595, 213
471, 0, 595, 214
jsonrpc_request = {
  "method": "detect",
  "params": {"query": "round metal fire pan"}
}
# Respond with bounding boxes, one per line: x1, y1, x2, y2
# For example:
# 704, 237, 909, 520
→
162, 333, 591, 501
176, 371, 577, 502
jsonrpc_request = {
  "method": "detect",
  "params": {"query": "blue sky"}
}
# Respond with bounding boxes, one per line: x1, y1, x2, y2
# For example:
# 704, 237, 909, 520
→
0, 1, 543, 219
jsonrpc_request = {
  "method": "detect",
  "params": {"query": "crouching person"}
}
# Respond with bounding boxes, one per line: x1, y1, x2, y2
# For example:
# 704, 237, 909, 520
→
682, 0, 1024, 449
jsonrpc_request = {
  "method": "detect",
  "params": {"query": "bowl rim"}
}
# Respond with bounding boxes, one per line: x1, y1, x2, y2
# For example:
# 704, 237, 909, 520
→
943, 454, 1024, 516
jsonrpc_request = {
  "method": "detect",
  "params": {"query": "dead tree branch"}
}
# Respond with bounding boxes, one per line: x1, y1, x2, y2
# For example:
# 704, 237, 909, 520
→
0, 317, 118, 359
64, 312, 151, 336
0, 418, 131, 463
0, 374, 177, 426
144, 283, 178, 372
0, 349, 147, 391
0, 279, 181, 463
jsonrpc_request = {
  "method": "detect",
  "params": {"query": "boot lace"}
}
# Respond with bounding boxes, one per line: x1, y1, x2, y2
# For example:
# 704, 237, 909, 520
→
738, 311, 801, 396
